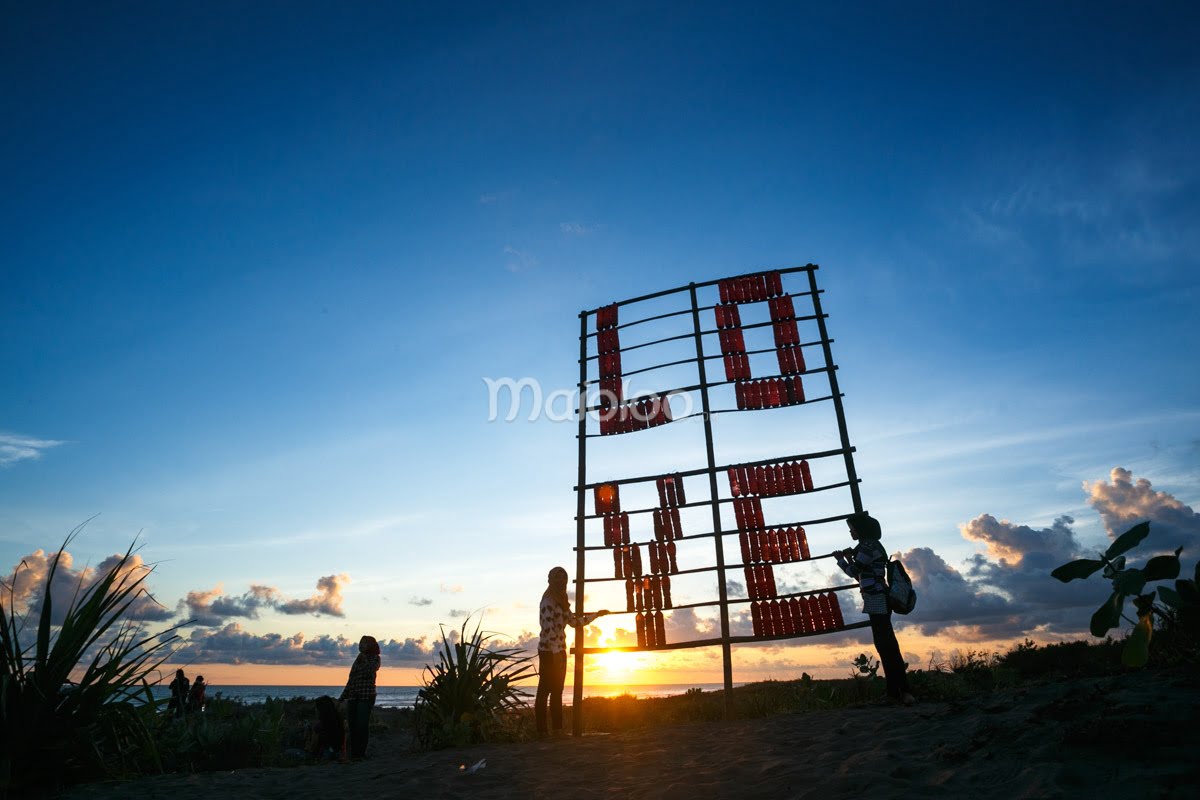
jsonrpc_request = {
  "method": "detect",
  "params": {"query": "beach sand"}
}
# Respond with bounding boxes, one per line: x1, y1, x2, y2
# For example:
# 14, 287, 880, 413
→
62, 670, 1198, 799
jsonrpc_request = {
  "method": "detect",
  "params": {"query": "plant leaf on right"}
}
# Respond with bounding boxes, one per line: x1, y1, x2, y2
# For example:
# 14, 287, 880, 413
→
1051, 521, 1199, 667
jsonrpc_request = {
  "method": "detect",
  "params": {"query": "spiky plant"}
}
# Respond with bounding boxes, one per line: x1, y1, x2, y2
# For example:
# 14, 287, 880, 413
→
413, 615, 534, 749
0, 524, 183, 793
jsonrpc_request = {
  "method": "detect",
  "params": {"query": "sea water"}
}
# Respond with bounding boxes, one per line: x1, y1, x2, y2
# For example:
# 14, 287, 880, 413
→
146, 683, 729, 709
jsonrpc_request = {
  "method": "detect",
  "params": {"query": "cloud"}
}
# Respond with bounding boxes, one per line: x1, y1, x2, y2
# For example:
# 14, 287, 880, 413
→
181, 584, 279, 627
0, 433, 67, 467
408, 596, 432, 607
1085, 467, 1200, 555
277, 574, 348, 617
439, 582, 464, 594
180, 575, 348, 626
478, 189, 516, 205
503, 246, 537, 273
960, 513, 1081, 565
2, 546, 174, 625
171, 624, 438, 667
559, 221, 595, 236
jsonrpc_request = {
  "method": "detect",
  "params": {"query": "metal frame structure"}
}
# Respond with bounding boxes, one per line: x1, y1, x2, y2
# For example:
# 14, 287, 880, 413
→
570, 264, 867, 734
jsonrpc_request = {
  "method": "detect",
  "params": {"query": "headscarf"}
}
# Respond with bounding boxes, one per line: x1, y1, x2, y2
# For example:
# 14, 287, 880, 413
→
847, 511, 882, 541
544, 566, 570, 612
358, 635, 380, 656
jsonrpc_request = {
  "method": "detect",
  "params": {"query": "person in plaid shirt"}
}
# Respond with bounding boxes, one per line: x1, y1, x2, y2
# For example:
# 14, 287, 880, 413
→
834, 512, 915, 705
536, 566, 608, 736
339, 635, 380, 758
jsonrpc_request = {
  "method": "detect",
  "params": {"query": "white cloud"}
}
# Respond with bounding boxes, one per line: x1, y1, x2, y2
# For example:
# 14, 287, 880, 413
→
0, 433, 67, 467
1085, 467, 1200, 554
503, 245, 538, 273
559, 221, 595, 236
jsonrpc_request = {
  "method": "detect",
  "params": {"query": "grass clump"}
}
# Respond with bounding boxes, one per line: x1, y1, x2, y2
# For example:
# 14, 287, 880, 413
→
0, 526, 182, 794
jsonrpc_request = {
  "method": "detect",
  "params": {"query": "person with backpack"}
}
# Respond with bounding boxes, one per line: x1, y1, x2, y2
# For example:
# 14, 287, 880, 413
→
834, 511, 915, 705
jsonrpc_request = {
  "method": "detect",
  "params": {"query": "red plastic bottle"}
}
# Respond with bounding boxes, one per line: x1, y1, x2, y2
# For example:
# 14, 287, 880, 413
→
675, 475, 686, 506
765, 564, 777, 597
652, 509, 663, 542
770, 600, 784, 636
648, 541, 660, 574
733, 497, 747, 531
748, 529, 761, 562
800, 460, 813, 492
739, 531, 751, 564
790, 597, 806, 633
652, 576, 664, 610
621, 512, 631, 545
613, 547, 624, 579
625, 579, 635, 612
745, 566, 758, 600
794, 375, 806, 403
666, 541, 678, 573
761, 600, 775, 637
661, 575, 673, 608
728, 467, 741, 498
750, 601, 762, 636
768, 271, 783, 297
754, 498, 766, 530
799, 527, 810, 560
830, 593, 844, 628
669, 508, 682, 540
654, 610, 666, 646
636, 612, 647, 648
735, 381, 746, 410
780, 597, 795, 635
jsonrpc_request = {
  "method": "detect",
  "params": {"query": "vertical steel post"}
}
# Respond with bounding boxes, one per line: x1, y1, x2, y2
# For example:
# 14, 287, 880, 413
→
688, 284, 734, 713
807, 266, 863, 513
571, 310, 589, 736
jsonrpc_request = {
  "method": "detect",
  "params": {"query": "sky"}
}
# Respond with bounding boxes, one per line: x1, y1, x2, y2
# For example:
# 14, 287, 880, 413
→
2, 1, 1199, 689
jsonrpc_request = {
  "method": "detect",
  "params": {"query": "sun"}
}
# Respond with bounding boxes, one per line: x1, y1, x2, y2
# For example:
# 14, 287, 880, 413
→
591, 649, 638, 683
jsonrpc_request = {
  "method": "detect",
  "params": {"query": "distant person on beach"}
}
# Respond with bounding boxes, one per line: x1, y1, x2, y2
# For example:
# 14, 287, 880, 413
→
536, 566, 609, 736
339, 635, 381, 759
308, 695, 346, 761
834, 512, 915, 706
167, 669, 190, 717
187, 675, 207, 713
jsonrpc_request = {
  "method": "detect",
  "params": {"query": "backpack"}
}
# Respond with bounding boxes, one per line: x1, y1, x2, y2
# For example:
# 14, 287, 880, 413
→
886, 557, 917, 615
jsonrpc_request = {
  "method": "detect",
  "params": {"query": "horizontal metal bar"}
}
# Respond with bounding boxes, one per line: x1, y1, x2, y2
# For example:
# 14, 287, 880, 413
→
575, 478, 858, 523
581, 289, 820, 338
575, 446, 852, 491
570, 620, 871, 654
580, 265, 819, 317
582, 314, 827, 362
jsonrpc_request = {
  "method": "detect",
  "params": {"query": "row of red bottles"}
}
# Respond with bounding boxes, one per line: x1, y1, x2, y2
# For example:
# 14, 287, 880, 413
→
732, 496, 765, 531
718, 327, 746, 355
713, 303, 742, 330
738, 527, 811, 564
647, 540, 679, 575
652, 507, 683, 541
599, 351, 622, 379
735, 377, 806, 410
777, 345, 806, 376
626, 575, 674, 612
597, 327, 621, 354
728, 461, 814, 497
656, 474, 687, 507
750, 594, 844, 637
772, 319, 800, 348
596, 303, 618, 330
594, 483, 620, 515
636, 610, 667, 648
598, 376, 624, 408
612, 544, 643, 579
744, 563, 778, 599
718, 271, 784, 305
598, 395, 672, 435
723, 352, 752, 381
768, 294, 796, 321
602, 512, 631, 546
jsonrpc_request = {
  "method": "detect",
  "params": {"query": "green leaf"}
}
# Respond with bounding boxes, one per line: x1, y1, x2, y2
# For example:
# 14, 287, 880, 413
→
1090, 591, 1125, 637
1158, 585, 1183, 609
1112, 568, 1147, 596
1121, 614, 1153, 668
1177, 579, 1199, 606
1050, 558, 1106, 583
1142, 551, 1181, 582
1105, 521, 1150, 560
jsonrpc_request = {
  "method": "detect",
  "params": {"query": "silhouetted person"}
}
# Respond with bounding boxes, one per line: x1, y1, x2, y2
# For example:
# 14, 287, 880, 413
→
167, 669, 190, 717
309, 695, 346, 760
834, 512, 914, 705
535, 566, 608, 736
187, 675, 207, 713
339, 635, 380, 759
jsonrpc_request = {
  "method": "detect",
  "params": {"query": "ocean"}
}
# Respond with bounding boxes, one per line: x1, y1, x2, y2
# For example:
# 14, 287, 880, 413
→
147, 683, 730, 709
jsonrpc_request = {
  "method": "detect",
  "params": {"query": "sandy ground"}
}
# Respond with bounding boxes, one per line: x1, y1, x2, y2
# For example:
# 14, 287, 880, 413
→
61, 670, 1199, 800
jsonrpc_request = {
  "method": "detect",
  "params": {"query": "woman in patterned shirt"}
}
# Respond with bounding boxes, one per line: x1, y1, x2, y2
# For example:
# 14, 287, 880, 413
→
339, 635, 381, 759
536, 566, 608, 736
834, 512, 915, 705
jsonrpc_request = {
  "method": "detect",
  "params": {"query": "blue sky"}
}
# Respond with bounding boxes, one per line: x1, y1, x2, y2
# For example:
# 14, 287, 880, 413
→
3, 2, 1198, 684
